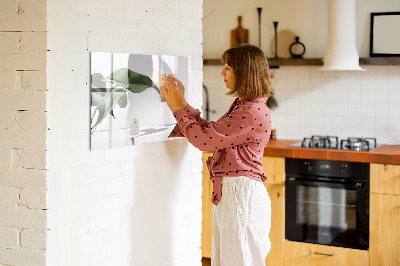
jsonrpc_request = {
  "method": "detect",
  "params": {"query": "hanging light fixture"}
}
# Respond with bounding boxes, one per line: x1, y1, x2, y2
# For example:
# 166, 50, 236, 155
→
320, 0, 365, 71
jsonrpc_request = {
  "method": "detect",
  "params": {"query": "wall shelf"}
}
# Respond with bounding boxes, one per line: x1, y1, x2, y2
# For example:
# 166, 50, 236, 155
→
359, 57, 400, 65
203, 57, 400, 67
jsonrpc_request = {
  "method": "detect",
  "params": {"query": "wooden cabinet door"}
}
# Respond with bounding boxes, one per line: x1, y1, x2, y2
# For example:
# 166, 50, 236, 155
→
201, 152, 213, 258
284, 241, 369, 266
370, 163, 400, 195
262, 156, 285, 186
370, 193, 400, 266
264, 184, 284, 266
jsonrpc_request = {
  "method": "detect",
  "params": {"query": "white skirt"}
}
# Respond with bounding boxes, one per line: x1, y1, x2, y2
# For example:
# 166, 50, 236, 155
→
212, 176, 271, 266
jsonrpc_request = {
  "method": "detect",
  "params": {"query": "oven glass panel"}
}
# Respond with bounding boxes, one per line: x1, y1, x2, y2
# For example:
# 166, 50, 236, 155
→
297, 186, 357, 230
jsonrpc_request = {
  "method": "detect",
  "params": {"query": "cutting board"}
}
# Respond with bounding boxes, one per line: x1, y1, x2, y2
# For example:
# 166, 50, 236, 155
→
231, 16, 249, 48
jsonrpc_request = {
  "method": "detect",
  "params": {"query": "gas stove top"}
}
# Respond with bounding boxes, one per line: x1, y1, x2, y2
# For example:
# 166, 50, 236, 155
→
289, 135, 382, 151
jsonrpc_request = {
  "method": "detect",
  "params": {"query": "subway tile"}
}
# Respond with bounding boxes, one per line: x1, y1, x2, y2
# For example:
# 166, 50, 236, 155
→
388, 76, 400, 91
310, 67, 324, 77
348, 73, 362, 90
323, 103, 336, 115
361, 104, 375, 116
348, 90, 362, 103
310, 77, 324, 89
388, 91, 400, 104
361, 90, 375, 104
335, 115, 348, 128
388, 117, 400, 131
323, 115, 336, 129
298, 77, 311, 89
348, 116, 362, 129
322, 70, 335, 78
388, 104, 400, 117
361, 129, 375, 138
323, 87, 336, 103
374, 77, 388, 91
362, 116, 375, 130
286, 77, 299, 89
335, 75, 349, 90
336, 103, 349, 116
388, 65, 400, 76
374, 65, 388, 77
374, 130, 389, 144
285, 66, 298, 77
348, 103, 362, 116
374, 117, 389, 130
388, 131, 400, 143
374, 90, 388, 104
349, 128, 362, 137
375, 104, 389, 117
361, 75, 374, 91
311, 114, 324, 128
336, 90, 349, 103
298, 67, 311, 78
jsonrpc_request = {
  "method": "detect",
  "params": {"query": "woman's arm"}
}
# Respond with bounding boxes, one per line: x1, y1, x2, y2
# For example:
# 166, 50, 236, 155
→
164, 77, 210, 137
172, 106, 256, 152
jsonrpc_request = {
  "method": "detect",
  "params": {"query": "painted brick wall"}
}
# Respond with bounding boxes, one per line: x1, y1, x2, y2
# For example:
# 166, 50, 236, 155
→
46, 1, 203, 266
0, 0, 48, 265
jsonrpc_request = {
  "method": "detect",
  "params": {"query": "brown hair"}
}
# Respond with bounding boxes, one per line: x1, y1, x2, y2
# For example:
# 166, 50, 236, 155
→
221, 44, 273, 99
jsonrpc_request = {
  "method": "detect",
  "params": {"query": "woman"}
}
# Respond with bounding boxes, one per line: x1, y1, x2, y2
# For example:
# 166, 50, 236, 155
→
161, 44, 273, 266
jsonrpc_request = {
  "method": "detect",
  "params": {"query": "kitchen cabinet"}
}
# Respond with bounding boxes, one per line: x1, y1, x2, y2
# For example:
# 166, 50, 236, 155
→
284, 241, 369, 266
261, 156, 285, 266
370, 163, 400, 195
370, 163, 400, 266
201, 154, 286, 266
202, 152, 213, 258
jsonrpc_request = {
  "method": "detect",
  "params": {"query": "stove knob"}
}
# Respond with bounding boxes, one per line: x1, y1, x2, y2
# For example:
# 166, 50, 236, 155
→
340, 164, 347, 174
305, 162, 312, 171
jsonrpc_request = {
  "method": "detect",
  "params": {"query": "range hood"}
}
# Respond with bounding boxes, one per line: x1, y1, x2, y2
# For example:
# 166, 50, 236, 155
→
320, 0, 365, 71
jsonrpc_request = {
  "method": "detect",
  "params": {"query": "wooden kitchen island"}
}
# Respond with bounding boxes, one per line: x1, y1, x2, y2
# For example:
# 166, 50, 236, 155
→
202, 140, 400, 266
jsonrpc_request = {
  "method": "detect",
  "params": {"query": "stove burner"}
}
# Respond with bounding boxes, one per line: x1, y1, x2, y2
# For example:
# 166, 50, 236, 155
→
340, 137, 377, 151
301, 135, 339, 149
295, 136, 378, 151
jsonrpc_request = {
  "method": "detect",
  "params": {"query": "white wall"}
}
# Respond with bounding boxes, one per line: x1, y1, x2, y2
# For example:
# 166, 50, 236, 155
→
203, 0, 400, 58
46, 0, 203, 266
203, 0, 400, 145
0, 0, 48, 265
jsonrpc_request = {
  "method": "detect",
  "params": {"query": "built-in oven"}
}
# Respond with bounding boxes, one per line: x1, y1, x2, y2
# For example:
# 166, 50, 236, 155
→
285, 158, 370, 250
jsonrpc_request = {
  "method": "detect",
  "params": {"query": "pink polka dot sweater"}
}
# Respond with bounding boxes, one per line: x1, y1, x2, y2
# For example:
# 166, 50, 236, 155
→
169, 97, 271, 206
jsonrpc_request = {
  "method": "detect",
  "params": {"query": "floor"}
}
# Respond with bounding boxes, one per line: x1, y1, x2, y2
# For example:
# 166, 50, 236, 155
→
202, 257, 211, 266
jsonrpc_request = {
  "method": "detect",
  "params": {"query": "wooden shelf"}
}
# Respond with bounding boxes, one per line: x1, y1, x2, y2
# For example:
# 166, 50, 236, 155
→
359, 57, 400, 65
203, 57, 400, 67
203, 58, 323, 67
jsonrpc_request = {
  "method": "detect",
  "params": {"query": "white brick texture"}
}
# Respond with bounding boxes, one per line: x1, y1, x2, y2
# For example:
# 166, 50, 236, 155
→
21, 229, 47, 250
0, 227, 19, 247
0, 0, 47, 264
46, 0, 204, 265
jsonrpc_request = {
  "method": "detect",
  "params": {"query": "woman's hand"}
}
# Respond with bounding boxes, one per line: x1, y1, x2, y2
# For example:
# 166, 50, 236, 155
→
172, 77, 187, 108
160, 77, 184, 113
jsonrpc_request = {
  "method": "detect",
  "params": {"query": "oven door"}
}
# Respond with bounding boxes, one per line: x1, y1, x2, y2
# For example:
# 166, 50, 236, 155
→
285, 177, 369, 250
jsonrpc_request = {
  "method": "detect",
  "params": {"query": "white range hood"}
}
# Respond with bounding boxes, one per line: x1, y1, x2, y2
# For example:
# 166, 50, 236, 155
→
320, 0, 365, 71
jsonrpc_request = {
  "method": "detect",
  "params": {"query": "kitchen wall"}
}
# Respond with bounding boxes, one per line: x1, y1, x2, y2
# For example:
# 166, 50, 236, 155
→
1, 0, 204, 265
203, 0, 400, 144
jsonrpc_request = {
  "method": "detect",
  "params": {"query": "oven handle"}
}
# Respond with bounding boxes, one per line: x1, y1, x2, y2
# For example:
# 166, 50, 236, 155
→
286, 177, 364, 189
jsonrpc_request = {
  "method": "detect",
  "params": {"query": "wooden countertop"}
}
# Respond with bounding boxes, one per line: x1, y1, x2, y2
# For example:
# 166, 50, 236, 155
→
263, 139, 400, 165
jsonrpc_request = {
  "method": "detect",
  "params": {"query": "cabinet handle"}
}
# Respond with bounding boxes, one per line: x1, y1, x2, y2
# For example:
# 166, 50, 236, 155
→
314, 252, 335, 257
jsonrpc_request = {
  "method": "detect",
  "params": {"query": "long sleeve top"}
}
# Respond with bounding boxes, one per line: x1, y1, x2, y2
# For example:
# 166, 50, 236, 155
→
169, 97, 271, 205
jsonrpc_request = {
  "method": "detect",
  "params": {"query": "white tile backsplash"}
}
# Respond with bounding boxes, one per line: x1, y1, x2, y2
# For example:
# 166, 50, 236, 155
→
204, 64, 400, 144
